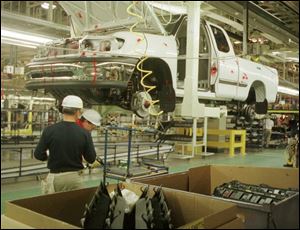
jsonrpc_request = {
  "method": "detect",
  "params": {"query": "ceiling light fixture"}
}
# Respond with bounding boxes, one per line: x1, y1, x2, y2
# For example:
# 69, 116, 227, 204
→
2, 29, 53, 45
1, 37, 37, 49
286, 57, 299, 62
41, 2, 57, 10
1, 29, 55, 49
147, 2, 187, 14
272, 51, 280, 55
233, 41, 242, 44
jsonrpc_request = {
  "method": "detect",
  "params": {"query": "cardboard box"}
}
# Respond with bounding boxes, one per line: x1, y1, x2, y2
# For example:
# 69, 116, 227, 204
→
3, 182, 244, 229
135, 165, 299, 229
1, 215, 33, 229
216, 216, 245, 229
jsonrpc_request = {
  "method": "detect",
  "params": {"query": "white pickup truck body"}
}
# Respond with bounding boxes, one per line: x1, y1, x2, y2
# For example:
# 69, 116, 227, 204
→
25, 15, 278, 117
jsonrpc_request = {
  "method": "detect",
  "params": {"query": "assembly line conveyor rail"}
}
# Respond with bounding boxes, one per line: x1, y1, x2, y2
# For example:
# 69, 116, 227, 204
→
1, 130, 173, 180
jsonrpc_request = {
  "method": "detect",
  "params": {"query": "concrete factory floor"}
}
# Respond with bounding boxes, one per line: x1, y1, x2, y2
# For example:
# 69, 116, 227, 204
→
1, 147, 292, 214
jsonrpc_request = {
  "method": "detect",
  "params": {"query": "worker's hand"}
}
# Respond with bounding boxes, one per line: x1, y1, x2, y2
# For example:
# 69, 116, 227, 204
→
89, 160, 101, 168
96, 156, 104, 166
89, 157, 104, 168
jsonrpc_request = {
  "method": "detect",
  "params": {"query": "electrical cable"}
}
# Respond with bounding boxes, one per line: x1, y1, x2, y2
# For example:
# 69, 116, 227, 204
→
156, 2, 185, 26
126, 1, 163, 116
160, 8, 173, 26
136, 57, 163, 116
126, 1, 144, 35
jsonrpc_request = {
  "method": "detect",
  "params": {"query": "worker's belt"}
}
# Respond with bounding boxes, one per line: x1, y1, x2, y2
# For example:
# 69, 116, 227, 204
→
50, 169, 83, 175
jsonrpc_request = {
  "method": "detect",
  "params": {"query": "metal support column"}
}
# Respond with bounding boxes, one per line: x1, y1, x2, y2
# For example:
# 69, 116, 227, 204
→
203, 117, 208, 154
114, 145, 117, 165
192, 117, 198, 157
180, 1, 204, 118
243, 1, 248, 56
127, 129, 133, 177
48, 1, 54, 22
103, 128, 108, 184
283, 53, 286, 80
25, 1, 30, 16
84, 1, 91, 31
201, 116, 215, 157
9, 45, 17, 67
19, 148, 23, 177
28, 98, 33, 133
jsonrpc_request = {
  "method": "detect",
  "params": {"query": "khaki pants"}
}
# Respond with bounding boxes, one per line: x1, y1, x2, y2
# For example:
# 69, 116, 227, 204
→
287, 138, 298, 165
41, 171, 83, 194
264, 129, 272, 147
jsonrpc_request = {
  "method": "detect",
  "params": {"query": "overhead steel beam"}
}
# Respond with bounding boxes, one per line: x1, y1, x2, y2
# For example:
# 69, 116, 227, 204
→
280, 1, 299, 15
226, 30, 243, 41
1, 10, 70, 32
237, 1, 298, 41
208, 1, 299, 45
279, 79, 299, 90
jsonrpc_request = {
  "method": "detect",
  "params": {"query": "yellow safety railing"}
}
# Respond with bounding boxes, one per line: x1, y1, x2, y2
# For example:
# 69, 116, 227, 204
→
207, 129, 246, 157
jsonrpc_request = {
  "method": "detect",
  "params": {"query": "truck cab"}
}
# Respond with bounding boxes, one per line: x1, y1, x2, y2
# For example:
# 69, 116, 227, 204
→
171, 16, 278, 111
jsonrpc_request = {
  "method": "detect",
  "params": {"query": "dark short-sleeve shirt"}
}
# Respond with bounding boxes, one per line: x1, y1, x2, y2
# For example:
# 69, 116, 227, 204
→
34, 121, 96, 172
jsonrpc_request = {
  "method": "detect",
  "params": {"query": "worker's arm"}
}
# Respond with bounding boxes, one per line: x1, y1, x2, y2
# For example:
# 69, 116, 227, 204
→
82, 133, 97, 164
34, 129, 49, 161
88, 156, 104, 168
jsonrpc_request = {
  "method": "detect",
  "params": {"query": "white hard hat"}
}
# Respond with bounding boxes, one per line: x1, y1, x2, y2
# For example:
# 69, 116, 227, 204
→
82, 109, 101, 126
62, 95, 83, 109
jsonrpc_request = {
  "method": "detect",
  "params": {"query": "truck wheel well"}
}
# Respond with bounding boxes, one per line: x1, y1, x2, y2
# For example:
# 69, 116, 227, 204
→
246, 81, 266, 104
246, 81, 268, 115
136, 58, 175, 112
141, 58, 173, 91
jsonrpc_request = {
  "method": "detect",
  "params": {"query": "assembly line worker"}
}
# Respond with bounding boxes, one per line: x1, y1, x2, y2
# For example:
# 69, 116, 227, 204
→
264, 116, 274, 148
34, 95, 96, 194
76, 109, 104, 168
76, 109, 102, 132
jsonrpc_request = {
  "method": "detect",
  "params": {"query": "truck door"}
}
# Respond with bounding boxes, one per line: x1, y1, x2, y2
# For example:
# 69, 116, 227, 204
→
206, 22, 239, 98
176, 17, 211, 90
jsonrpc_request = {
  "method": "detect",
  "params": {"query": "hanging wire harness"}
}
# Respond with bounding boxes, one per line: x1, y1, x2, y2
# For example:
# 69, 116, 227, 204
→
127, 1, 163, 117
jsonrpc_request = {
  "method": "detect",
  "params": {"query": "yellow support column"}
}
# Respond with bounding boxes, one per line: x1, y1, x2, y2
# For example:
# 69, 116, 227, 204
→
241, 130, 246, 156
229, 131, 235, 157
